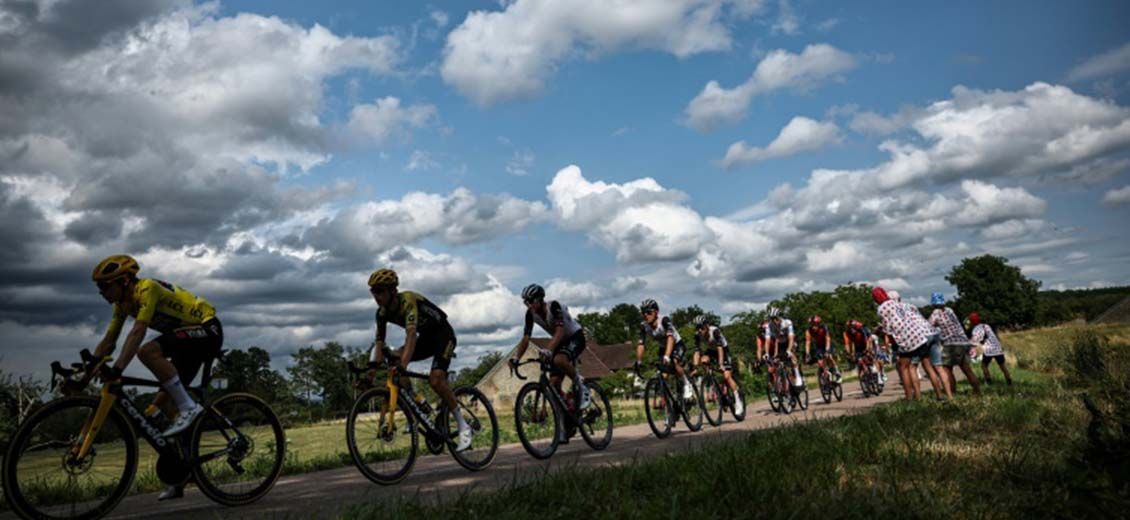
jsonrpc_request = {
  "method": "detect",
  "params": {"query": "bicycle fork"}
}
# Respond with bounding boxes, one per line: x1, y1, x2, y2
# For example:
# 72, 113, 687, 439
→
74, 385, 118, 460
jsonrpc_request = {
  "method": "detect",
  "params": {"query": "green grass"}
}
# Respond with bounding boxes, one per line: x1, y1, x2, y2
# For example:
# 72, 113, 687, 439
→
342, 325, 1130, 519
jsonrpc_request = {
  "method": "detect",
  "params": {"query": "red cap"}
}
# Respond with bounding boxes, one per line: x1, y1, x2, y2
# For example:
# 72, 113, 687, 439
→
968, 312, 980, 325
872, 286, 889, 304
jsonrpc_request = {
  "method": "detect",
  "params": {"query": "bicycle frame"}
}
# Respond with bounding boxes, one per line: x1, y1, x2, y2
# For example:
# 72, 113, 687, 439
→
350, 358, 447, 444
511, 359, 582, 423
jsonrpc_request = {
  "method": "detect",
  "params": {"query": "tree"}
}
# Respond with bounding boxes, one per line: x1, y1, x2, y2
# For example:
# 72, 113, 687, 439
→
946, 255, 1041, 328
454, 351, 504, 389
765, 283, 876, 344
287, 342, 353, 414
577, 303, 639, 344
215, 347, 289, 403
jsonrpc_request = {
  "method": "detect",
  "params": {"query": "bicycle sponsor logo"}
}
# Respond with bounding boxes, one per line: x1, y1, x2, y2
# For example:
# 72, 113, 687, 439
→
121, 399, 167, 447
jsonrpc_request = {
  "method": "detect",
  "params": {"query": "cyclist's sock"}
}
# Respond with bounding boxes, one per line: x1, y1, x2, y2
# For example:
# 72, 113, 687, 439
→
454, 407, 469, 430
162, 376, 196, 414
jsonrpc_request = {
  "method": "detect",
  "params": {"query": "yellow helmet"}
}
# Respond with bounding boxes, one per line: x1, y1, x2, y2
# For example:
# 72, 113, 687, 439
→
92, 254, 139, 282
367, 268, 398, 288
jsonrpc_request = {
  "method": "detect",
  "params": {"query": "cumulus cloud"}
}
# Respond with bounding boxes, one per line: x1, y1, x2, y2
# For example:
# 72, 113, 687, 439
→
1068, 42, 1130, 82
348, 97, 437, 144
441, 0, 764, 106
546, 165, 714, 262
684, 44, 858, 132
718, 116, 841, 169
1103, 185, 1130, 207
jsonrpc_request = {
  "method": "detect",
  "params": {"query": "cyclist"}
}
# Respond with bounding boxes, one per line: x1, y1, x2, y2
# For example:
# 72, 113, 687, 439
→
845, 319, 886, 384
969, 312, 1013, 386
754, 319, 771, 372
692, 315, 743, 416
928, 292, 981, 395
805, 315, 841, 384
874, 286, 948, 400
634, 299, 694, 400
508, 284, 591, 415
89, 255, 223, 501
765, 309, 804, 389
366, 268, 471, 451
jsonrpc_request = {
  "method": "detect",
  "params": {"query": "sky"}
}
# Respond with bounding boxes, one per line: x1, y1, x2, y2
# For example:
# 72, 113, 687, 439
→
2, 0, 1129, 377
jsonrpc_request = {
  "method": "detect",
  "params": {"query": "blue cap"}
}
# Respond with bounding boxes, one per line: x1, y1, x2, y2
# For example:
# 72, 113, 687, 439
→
930, 292, 945, 305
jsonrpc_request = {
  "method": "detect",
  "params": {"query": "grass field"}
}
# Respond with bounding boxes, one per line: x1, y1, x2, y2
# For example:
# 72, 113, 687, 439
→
340, 323, 1130, 519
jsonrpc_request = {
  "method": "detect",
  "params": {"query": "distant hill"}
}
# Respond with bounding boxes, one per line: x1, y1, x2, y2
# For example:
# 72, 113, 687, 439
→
1036, 285, 1130, 325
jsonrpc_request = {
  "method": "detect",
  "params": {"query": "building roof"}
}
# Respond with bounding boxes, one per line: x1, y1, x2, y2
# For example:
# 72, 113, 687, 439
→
473, 335, 631, 389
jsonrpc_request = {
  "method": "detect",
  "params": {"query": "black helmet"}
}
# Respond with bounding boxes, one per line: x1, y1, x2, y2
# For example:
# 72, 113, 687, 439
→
640, 298, 659, 313
521, 283, 545, 302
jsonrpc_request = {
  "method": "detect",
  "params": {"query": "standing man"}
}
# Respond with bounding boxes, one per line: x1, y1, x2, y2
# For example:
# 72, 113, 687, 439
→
874, 287, 950, 400
927, 293, 981, 396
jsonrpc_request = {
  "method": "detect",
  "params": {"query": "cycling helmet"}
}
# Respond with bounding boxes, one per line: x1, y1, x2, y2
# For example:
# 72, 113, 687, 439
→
767, 307, 780, 319
640, 299, 659, 313
693, 314, 710, 328
871, 286, 889, 304
848, 319, 862, 330
92, 254, 139, 283
521, 283, 545, 302
367, 268, 398, 288
930, 292, 944, 305
810, 315, 822, 326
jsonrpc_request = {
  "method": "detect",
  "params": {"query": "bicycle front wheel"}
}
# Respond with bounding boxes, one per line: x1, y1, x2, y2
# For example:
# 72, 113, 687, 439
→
190, 393, 285, 506
514, 382, 561, 459
643, 377, 672, 439
446, 387, 499, 471
700, 375, 723, 427
346, 388, 417, 485
2, 396, 137, 520
819, 372, 832, 404
682, 379, 704, 432
579, 381, 613, 451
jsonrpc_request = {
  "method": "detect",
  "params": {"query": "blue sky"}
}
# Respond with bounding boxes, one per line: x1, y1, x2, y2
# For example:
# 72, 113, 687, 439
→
1, 0, 1128, 376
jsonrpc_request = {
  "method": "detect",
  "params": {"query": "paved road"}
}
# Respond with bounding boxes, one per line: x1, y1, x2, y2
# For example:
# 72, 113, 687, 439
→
8, 373, 922, 520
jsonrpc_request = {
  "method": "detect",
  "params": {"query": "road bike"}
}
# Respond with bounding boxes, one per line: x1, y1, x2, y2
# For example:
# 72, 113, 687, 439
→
2, 349, 285, 520
509, 357, 613, 459
638, 362, 703, 439
345, 350, 499, 485
856, 351, 885, 397
765, 354, 808, 414
812, 353, 843, 404
695, 357, 745, 426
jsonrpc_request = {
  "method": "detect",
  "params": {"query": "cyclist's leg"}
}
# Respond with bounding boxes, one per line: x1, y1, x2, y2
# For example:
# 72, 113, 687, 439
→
147, 320, 222, 413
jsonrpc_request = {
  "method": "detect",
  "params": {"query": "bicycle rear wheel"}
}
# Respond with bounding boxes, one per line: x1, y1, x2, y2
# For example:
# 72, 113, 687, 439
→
346, 388, 417, 485
446, 387, 499, 471
190, 393, 285, 506
2, 396, 137, 520
514, 382, 561, 459
700, 375, 723, 427
644, 377, 673, 439
579, 381, 613, 451
765, 378, 780, 413
819, 371, 832, 404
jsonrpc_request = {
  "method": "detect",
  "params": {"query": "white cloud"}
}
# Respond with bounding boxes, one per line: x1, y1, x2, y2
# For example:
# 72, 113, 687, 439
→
806, 241, 866, 272
1103, 185, 1130, 207
441, 0, 763, 106
546, 165, 714, 263
684, 44, 858, 131
951, 181, 1047, 226
980, 219, 1048, 240
442, 276, 523, 334
815, 18, 840, 32
430, 10, 450, 28
718, 116, 841, 169
405, 150, 439, 171
771, 0, 799, 35
348, 97, 437, 144
1068, 42, 1130, 82
506, 150, 536, 176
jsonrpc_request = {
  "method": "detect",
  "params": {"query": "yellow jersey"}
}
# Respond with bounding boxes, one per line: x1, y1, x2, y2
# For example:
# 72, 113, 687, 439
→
107, 278, 216, 335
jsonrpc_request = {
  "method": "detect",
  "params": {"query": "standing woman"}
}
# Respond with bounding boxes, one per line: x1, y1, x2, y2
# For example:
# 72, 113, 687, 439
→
969, 313, 1013, 386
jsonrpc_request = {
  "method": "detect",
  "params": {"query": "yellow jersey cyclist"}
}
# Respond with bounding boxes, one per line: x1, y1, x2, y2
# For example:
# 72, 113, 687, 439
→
691, 315, 743, 416
634, 299, 695, 400
365, 268, 472, 452
89, 255, 221, 442
509, 284, 592, 417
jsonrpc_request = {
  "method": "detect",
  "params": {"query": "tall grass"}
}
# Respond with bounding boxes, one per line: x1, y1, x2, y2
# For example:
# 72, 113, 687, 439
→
344, 325, 1130, 519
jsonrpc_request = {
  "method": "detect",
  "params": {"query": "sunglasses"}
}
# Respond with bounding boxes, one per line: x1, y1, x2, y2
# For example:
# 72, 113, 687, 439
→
96, 281, 114, 291
523, 297, 543, 305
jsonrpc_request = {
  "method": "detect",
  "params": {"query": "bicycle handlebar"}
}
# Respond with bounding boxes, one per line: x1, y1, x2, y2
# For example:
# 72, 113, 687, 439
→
508, 358, 542, 380
50, 349, 108, 392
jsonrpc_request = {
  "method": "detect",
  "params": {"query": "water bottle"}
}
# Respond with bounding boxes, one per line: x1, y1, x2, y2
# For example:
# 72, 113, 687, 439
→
413, 391, 433, 416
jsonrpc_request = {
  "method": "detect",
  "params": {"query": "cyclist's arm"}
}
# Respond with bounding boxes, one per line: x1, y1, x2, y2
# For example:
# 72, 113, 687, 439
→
371, 313, 388, 365
398, 324, 418, 371
664, 335, 675, 359
514, 309, 535, 360
92, 326, 122, 360
787, 334, 795, 354
543, 302, 567, 352
545, 322, 566, 353
112, 319, 149, 372
514, 335, 531, 361
804, 330, 812, 357
823, 329, 831, 350
636, 323, 647, 363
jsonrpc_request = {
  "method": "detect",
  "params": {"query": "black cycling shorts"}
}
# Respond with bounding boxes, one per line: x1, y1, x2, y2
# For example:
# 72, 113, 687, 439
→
554, 331, 587, 362
155, 318, 224, 385
409, 322, 458, 372
657, 340, 687, 366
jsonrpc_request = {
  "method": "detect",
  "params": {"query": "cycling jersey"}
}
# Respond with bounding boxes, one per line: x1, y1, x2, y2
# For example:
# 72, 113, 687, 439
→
107, 278, 216, 335
877, 301, 934, 353
845, 326, 870, 350
928, 307, 969, 346
765, 319, 795, 343
971, 323, 1004, 357
807, 324, 830, 348
523, 301, 583, 338
639, 315, 682, 345
376, 291, 449, 343
694, 325, 729, 353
